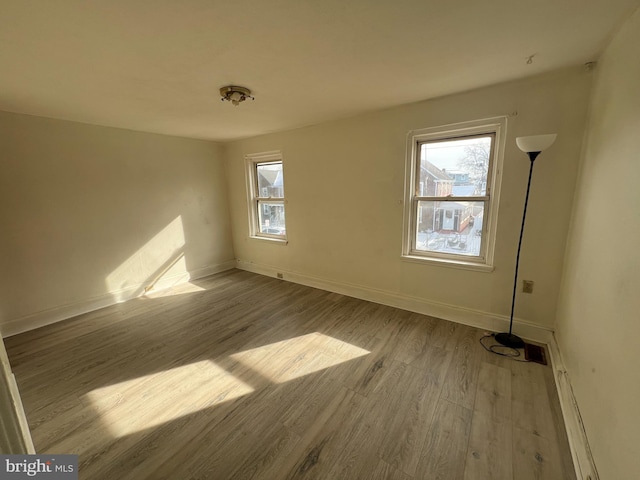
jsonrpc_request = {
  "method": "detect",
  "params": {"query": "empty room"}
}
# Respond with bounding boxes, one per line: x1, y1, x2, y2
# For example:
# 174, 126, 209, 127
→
1, 1, 639, 479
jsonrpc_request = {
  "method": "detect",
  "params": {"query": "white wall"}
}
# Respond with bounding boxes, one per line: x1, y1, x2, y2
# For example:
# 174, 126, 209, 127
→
225, 68, 591, 331
0, 112, 235, 335
555, 8, 640, 480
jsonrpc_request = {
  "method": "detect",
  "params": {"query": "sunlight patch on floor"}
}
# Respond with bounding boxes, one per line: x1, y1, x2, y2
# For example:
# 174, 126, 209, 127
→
229, 332, 370, 384
85, 360, 253, 437
85, 334, 368, 438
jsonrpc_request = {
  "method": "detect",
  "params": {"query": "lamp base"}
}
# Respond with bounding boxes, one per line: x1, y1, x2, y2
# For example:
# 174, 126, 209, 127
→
495, 332, 525, 349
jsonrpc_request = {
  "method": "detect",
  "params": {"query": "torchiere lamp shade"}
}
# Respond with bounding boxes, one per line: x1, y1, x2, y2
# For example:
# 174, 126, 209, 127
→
516, 134, 557, 154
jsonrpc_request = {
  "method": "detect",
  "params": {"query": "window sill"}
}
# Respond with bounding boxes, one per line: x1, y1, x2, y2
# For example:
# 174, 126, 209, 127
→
401, 254, 494, 272
250, 235, 288, 245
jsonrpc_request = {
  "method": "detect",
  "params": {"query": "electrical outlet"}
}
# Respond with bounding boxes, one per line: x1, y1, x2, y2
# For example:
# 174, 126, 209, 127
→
277, 272, 284, 279
522, 280, 534, 294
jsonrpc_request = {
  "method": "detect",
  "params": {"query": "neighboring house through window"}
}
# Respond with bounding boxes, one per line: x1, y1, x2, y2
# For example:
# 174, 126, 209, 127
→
402, 118, 506, 270
245, 151, 287, 242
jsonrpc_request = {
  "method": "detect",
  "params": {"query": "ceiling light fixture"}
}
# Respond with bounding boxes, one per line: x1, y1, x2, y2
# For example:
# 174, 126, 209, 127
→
220, 86, 254, 106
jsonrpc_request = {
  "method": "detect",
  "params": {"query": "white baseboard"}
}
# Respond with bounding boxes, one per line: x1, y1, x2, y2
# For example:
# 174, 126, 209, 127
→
235, 260, 553, 344
186, 262, 237, 282
546, 335, 599, 480
0, 260, 236, 338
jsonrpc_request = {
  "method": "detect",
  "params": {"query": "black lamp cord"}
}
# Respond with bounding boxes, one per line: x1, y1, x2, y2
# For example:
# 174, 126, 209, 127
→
479, 333, 529, 361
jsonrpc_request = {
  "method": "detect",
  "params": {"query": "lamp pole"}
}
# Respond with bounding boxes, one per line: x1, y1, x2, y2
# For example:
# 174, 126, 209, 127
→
495, 134, 557, 349
495, 151, 539, 348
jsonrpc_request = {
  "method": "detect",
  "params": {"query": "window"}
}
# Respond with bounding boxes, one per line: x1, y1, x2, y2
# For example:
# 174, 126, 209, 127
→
402, 118, 506, 269
245, 151, 287, 242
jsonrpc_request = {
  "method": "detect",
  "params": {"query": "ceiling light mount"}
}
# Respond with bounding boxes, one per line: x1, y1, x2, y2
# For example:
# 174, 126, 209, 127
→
220, 86, 254, 106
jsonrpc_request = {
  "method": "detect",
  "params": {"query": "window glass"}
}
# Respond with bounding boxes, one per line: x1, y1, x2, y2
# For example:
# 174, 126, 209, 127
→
415, 200, 484, 257
402, 118, 505, 268
258, 202, 286, 236
419, 136, 491, 197
245, 153, 287, 241
256, 162, 285, 197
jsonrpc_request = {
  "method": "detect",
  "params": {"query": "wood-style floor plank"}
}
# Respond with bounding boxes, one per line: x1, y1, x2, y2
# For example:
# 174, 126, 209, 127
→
4, 269, 576, 479
370, 458, 413, 480
463, 411, 512, 480
513, 425, 565, 480
440, 324, 481, 410
511, 360, 559, 440
378, 346, 449, 476
474, 362, 511, 424
463, 361, 513, 480
415, 399, 473, 480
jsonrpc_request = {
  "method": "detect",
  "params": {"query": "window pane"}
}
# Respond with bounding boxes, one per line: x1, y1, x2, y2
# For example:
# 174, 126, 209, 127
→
415, 201, 484, 257
258, 202, 286, 235
256, 162, 284, 197
419, 136, 492, 196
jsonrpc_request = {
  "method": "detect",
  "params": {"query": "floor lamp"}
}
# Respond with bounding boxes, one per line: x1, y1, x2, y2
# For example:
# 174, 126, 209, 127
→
495, 134, 557, 349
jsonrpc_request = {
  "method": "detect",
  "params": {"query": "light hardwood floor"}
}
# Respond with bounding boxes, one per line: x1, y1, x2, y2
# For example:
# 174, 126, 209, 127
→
5, 269, 576, 479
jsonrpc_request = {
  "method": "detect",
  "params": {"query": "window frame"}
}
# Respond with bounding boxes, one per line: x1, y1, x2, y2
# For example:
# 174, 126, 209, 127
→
401, 117, 507, 271
245, 151, 287, 244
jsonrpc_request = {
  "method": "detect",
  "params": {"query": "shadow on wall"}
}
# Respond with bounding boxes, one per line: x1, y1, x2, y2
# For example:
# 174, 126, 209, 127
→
106, 216, 189, 302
